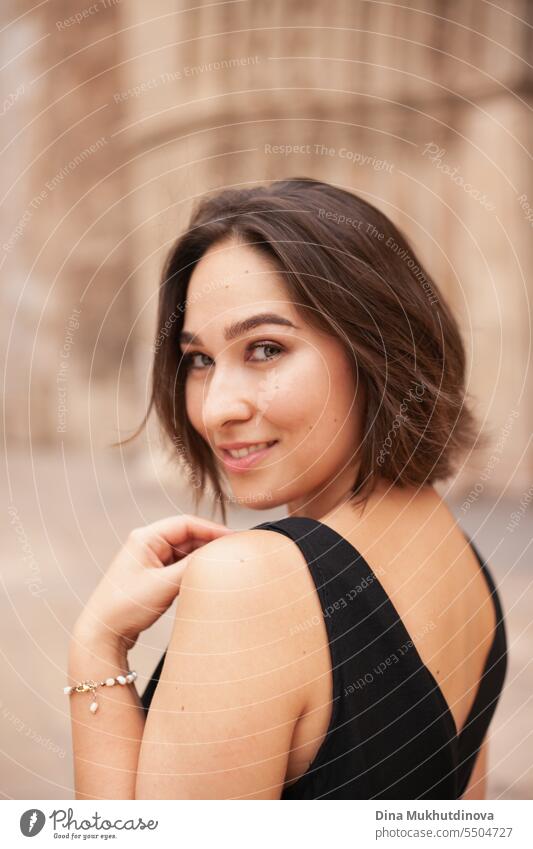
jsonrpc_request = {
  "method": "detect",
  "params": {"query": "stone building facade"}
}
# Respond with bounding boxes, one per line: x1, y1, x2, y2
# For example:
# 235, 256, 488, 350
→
2, 0, 532, 495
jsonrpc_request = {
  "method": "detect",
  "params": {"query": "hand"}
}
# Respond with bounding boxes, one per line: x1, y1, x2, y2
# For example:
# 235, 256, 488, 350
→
73, 514, 237, 652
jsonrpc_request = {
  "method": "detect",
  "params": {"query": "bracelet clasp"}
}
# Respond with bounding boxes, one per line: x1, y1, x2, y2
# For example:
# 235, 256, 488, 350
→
74, 680, 97, 693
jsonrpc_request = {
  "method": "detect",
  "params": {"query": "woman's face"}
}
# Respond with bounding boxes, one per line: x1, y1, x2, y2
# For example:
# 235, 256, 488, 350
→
180, 236, 365, 518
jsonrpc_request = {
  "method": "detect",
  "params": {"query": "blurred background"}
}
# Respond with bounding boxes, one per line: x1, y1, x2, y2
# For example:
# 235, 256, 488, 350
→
1, 0, 532, 799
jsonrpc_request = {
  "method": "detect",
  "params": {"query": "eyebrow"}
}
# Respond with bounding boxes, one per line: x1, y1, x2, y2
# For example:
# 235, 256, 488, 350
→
179, 312, 299, 346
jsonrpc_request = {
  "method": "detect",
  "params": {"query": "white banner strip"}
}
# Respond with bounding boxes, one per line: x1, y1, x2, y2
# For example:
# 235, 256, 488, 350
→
3, 799, 533, 847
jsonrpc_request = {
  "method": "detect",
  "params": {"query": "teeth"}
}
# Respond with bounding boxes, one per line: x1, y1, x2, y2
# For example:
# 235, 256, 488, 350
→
227, 441, 273, 458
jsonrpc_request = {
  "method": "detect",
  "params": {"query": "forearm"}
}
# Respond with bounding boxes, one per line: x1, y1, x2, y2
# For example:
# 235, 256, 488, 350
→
67, 628, 145, 800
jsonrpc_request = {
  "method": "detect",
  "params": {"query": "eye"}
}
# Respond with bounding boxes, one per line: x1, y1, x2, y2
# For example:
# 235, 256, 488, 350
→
248, 341, 283, 362
182, 341, 283, 372
181, 351, 213, 371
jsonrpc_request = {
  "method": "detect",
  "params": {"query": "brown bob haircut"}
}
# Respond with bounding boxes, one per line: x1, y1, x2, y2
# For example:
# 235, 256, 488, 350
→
123, 177, 479, 523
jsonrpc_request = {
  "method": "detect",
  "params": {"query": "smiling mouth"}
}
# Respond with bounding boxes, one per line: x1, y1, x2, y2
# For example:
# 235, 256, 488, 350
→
219, 440, 278, 471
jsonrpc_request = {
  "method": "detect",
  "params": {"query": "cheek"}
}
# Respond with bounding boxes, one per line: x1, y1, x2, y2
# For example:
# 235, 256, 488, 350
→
184, 381, 206, 436
267, 349, 345, 432
263, 349, 327, 423
274, 348, 359, 448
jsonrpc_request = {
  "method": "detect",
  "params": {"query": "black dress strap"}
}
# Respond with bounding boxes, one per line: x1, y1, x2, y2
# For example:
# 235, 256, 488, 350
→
454, 538, 508, 796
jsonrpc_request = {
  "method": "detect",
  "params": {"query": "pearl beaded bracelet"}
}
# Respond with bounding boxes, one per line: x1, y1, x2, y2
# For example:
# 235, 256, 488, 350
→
64, 670, 138, 714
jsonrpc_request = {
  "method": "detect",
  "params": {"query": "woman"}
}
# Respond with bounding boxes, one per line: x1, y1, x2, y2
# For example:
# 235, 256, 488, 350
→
67, 177, 507, 800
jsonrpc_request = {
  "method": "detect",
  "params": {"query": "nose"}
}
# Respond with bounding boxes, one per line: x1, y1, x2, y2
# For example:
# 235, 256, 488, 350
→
202, 358, 255, 431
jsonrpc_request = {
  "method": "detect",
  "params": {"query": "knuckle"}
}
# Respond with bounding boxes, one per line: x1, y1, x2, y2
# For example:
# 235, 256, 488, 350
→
127, 527, 145, 543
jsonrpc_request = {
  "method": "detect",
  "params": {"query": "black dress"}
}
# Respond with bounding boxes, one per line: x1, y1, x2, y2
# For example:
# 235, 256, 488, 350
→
140, 516, 508, 799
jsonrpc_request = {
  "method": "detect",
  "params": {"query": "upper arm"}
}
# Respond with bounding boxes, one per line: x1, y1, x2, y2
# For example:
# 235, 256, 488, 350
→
135, 531, 307, 799
461, 737, 488, 800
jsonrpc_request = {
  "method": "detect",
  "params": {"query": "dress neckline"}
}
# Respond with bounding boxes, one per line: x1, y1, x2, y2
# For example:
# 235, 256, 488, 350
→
279, 515, 501, 743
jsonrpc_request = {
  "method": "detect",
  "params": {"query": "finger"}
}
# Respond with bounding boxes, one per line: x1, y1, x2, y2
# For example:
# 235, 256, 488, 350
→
136, 515, 236, 564
154, 554, 192, 589
170, 536, 214, 556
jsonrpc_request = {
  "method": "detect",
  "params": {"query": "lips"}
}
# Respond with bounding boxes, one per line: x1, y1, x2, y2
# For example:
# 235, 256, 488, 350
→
218, 440, 278, 472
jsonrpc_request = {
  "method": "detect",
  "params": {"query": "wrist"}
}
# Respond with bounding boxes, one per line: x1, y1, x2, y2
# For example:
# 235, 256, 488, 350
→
66, 636, 140, 716
70, 621, 130, 661
67, 637, 130, 689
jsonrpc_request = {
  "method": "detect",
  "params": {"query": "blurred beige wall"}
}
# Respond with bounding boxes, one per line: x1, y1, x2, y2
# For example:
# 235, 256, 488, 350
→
1, 0, 532, 494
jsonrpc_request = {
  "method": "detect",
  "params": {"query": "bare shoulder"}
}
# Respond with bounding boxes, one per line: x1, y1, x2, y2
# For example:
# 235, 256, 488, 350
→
138, 527, 317, 799
177, 526, 326, 695
180, 526, 309, 594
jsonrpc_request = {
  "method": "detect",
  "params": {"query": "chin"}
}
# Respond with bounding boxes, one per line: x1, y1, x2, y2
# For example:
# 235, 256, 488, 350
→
224, 486, 283, 511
